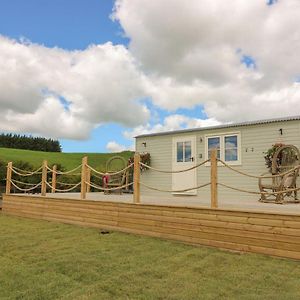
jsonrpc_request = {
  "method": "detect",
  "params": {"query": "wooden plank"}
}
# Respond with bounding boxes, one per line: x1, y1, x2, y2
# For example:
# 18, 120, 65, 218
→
4, 196, 300, 229
118, 210, 300, 237
4, 194, 300, 221
3, 202, 119, 221
117, 215, 300, 248
117, 221, 300, 252
118, 211, 300, 243
4, 204, 119, 223
6, 199, 299, 237
3, 199, 119, 215
4, 207, 118, 227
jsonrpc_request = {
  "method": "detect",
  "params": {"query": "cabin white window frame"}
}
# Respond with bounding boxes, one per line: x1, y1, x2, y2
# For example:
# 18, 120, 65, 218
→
205, 131, 242, 166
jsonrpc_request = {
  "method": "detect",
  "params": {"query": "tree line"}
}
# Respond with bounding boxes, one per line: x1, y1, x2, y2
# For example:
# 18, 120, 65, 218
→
0, 134, 62, 152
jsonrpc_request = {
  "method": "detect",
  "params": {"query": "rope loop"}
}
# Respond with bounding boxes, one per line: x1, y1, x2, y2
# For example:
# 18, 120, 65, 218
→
139, 182, 210, 193
46, 164, 82, 175
11, 166, 43, 176
218, 159, 300, 179
45, 181, 81, 192
10, 180, 41, 192
87, 163, 133, 176
218, 182, 300, 195
139, 159, 209, 174
86, 181, 133, 191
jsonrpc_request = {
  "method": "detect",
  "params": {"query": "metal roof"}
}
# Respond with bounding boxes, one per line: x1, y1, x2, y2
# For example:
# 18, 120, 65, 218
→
135, 115, 300, 138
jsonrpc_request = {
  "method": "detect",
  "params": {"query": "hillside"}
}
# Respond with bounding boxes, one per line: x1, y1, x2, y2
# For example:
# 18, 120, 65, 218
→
0, 148, 133, 171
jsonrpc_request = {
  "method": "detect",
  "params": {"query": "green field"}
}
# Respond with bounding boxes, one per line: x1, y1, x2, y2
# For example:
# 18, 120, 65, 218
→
0, 147, 133, 170
0, 214, 299, 300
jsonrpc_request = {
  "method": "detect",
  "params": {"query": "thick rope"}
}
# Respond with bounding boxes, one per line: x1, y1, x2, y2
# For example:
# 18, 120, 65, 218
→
218, 159, 300, 179
57, 172, 82, 177
91, 173, 102, 180
87, 163, 133, 176
87, 181, 133, 191
218, 182, 300, 195
10, 180, 41, 192
11, 167, 43, 176
139, 160, 210, 174
55, 181, 79, 186
10, 179, 40, 186
45, 181, 81, 192
11, 165, 43, 175
139, 182, 211, 193
46, 164, 82, 175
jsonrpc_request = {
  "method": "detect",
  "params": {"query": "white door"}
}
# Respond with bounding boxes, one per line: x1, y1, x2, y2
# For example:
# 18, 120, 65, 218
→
172, 136, 197, 195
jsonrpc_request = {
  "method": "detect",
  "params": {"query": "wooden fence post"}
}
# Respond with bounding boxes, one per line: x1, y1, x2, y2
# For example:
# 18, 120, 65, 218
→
81, 156, 88, 200
86, 167, 91, 193
133, 153, 141, 204
6, 162, 12, 195
210, 149, 218, 208
51, 165, 57, 193
41, 160, 48, 196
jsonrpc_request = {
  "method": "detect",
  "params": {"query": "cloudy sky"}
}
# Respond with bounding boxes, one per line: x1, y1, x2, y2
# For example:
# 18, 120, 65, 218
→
0, 0, 299, 152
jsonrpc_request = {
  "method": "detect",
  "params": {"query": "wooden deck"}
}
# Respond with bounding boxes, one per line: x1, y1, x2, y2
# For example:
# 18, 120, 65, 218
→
2, 193, 300, 260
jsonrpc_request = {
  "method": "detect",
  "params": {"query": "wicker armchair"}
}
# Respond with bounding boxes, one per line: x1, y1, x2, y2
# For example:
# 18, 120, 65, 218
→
259, 145, 300, 203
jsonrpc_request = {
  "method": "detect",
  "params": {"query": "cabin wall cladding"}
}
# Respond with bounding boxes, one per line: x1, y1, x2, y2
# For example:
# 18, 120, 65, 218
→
136, 120, 300, 201
3, 195, 300, 260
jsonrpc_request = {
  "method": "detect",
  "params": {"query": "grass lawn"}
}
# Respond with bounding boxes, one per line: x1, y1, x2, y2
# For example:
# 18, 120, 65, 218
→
0, 148, 133, 170
0, 214, 299, 300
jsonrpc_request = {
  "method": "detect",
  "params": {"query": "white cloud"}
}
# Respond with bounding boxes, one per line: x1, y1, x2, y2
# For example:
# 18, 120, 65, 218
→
106, 140, 133, 152
123, 114, 221, 139
0, 36, 149, 139
114, 0, 300, 122
2, 1, 300, 143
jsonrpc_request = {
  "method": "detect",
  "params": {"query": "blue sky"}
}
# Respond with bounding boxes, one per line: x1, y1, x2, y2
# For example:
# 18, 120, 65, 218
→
0, 0, 130, 152
0, 0, 206, 152
0, 0, 298, 152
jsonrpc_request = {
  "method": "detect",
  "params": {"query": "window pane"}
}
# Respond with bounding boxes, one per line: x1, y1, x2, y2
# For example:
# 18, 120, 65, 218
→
225, 136, 237, 149
184, 141, 191, 162
225, 149, 238, 161
208, 137, 220, 150
177, 142, 183, 162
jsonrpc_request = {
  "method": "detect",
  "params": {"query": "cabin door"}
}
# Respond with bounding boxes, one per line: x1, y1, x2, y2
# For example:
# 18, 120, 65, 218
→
172, 136, 197, 195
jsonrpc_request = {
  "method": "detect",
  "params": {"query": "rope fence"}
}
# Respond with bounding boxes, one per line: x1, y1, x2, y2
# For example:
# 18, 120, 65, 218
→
139, 182, 210, 193
86, 181, 134, 192
139, 159, 209, 173
4, 149, 300, 206
45, 181, 81, 193
87, 163, 133, 176
11, 166, 43, 176
10, 180, 41, 192
46, 164, 82, 175
218, 159, 300, 179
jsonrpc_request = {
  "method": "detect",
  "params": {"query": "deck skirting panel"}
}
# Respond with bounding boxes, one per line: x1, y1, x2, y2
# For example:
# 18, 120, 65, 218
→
2, 194, 300, 259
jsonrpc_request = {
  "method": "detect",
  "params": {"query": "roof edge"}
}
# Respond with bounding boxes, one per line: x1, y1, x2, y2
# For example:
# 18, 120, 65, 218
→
135, 115, 300, 138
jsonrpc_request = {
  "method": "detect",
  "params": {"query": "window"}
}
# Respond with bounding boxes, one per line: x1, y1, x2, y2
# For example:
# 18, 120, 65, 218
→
206, 133, 241, 165
177, 141, 192, 162
224, 135, 238, 162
